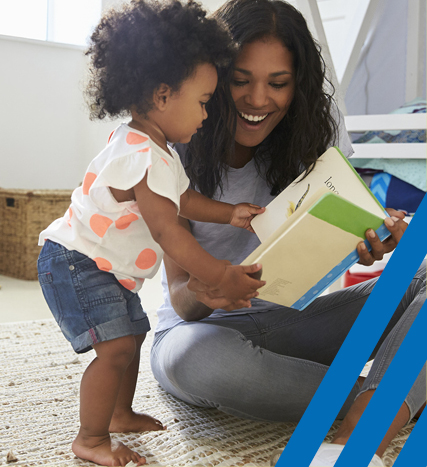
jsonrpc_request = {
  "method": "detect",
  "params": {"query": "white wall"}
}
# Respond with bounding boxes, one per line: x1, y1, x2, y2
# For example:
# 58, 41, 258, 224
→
345, 0, 426, 115
0, 35, 117, 190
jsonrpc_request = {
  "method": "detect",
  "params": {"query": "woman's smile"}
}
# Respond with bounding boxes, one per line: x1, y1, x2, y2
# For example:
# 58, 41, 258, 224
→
236, 111, 273, 132
238, 111, 269, 123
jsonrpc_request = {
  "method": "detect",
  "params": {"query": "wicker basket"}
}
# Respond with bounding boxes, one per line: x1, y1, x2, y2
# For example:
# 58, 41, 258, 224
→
0, 188, 73, 280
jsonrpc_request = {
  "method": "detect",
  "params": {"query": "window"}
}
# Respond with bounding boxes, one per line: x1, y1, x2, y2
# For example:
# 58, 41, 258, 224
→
0, 0, 102, 46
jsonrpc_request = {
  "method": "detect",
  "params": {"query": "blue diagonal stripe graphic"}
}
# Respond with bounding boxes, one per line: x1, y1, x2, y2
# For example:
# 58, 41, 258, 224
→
335, 303, 427, 467
393, 409, 427, 467
276, 193, 427, 467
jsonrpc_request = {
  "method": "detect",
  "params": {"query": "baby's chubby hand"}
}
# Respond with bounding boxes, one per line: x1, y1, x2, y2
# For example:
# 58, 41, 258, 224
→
216, 263, 266, 301
229, 203, 265, 232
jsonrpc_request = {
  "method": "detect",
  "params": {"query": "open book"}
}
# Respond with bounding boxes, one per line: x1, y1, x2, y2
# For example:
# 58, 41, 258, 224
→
242, 147, 390, 310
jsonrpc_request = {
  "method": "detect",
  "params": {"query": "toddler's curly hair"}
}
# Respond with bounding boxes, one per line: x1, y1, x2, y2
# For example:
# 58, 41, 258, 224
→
85, 0, 235, 120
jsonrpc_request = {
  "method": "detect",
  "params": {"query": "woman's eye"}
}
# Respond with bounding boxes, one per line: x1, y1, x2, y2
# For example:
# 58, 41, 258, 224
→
270, 82, 288, 89
232, 79, 248, 87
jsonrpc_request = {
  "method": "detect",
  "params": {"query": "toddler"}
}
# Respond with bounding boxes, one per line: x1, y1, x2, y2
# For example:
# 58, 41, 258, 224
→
37, 1, 265, 466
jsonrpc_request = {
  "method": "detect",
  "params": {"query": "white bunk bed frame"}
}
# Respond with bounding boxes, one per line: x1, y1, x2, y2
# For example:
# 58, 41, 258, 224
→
345, 113, 426, 159
295, 0, 426, 160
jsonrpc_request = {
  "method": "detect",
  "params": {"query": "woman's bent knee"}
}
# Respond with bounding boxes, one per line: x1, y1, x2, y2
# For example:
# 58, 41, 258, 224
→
152, 323, 245, 396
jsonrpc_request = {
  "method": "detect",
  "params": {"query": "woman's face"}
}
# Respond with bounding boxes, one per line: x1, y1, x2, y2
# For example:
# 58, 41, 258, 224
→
231, 37, 295, 149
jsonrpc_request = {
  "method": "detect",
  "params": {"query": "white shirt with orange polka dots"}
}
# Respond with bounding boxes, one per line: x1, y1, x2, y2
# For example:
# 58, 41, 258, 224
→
39, 123, 190, 293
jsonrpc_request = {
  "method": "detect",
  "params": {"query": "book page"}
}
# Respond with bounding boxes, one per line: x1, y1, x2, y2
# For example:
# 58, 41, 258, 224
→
243, 213, 362, 306
251, 147, 386, 242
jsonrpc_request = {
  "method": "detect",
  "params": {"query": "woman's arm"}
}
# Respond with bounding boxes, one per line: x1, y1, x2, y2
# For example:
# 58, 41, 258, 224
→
164, 217, 256, 321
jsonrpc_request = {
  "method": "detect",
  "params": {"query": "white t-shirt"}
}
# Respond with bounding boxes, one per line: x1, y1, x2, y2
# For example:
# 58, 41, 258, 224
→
39, 124, 189, 292
155, 107, 354, 332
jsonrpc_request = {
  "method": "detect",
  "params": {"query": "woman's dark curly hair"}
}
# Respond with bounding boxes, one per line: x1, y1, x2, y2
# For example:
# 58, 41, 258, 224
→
184, 0, 338, 198
85, 0, 235, 120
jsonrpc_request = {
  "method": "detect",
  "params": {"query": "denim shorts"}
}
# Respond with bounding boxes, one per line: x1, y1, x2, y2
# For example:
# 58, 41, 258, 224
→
37, 240, 150, 353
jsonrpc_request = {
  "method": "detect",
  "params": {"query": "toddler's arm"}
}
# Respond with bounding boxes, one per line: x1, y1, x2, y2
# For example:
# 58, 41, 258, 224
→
134, 177, 265, 299
180, 188, 265, 232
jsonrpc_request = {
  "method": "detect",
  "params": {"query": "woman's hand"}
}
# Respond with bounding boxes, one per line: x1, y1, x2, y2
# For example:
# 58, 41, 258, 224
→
357, 209, 408, 266
229, 203, 265, 233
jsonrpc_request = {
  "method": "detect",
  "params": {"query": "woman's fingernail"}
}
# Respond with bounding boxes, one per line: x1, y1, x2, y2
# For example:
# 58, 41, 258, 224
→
385, 217, 395, 227
360, 243, 366, 251
368, 229, 376, 238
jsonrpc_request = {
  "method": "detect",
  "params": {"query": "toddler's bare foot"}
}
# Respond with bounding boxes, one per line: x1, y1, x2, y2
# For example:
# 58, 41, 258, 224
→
72, 432, 145, 466
110, 410, 166, 433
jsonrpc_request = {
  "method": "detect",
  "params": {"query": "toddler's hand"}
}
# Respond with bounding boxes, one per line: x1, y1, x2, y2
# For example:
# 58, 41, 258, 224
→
230, 203, 265, 233
216, 263, 265, 301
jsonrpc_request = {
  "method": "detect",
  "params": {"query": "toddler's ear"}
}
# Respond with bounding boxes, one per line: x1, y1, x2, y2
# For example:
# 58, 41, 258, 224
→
153, 84, 172, 111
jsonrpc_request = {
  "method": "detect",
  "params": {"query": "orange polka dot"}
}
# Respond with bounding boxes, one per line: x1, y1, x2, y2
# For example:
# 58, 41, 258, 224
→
90, 214, 113, 237
126, 132, 149, 145
135, 249, 157, 270
67, 207, 73, 227
138, 147, 150, 153
115, 213, 139, 230
94, 257, 113, 272
119, 278, 137, 290
107, 130, 115, 143
82, 172, 97, 195
161, 158, 169, 166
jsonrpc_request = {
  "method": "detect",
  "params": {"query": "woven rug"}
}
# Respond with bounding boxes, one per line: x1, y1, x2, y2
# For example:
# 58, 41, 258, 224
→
0, 315, 413, 467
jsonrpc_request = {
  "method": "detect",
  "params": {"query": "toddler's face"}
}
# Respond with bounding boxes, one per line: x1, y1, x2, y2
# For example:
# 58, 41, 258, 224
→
161, 63, 218, 144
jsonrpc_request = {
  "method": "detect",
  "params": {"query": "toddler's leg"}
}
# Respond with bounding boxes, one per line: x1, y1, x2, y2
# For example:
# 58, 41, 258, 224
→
109, 333, 165, 433
72, 335, 145, 467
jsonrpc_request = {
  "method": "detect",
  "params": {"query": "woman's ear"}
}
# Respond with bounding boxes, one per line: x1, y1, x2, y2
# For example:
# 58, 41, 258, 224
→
153, 84, 172, 111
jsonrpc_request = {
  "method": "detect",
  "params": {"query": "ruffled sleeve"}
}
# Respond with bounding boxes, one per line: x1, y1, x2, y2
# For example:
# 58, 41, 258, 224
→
146, 154, 189, 210
95, 150, 153, 191
88, 128, 189, 210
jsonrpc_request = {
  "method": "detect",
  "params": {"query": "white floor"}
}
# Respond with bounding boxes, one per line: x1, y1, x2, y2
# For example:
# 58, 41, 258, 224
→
0, 271, 164, 324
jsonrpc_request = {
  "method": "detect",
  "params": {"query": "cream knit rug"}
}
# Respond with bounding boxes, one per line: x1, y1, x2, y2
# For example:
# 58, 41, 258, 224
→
0, 316, 414, 467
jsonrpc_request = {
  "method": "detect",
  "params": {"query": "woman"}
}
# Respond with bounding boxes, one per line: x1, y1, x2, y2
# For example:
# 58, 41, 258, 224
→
150, 1, 426, 465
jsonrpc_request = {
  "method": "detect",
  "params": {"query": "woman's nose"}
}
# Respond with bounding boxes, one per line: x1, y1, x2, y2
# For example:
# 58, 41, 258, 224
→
245, 83, 269, 108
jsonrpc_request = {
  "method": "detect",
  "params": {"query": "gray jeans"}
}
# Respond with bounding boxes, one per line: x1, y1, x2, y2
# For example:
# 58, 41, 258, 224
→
150, 261, 426, 422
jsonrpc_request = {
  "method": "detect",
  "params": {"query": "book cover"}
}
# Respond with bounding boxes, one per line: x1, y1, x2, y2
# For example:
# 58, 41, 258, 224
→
251, 146, 387, 243
243, 147, 390, 310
